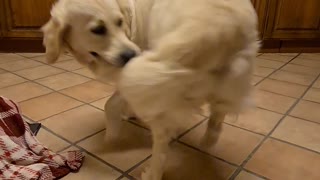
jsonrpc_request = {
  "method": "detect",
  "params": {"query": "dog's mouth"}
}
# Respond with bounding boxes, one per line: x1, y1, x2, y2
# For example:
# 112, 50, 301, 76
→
89, 51, 133, 67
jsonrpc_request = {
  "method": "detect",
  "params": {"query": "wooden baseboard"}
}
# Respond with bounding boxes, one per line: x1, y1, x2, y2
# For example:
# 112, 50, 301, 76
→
280, 40, 320, 53
260, 39, 320, 53
0, 38, 319, 53
0, 38, 44, 53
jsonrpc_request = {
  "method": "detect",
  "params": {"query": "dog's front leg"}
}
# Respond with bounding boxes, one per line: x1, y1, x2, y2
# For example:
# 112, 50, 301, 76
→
200, 105, 225, 149
104, 92, 127, 139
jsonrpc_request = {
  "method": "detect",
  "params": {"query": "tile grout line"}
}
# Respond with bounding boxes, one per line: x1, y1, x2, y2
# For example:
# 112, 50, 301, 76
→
2, 53, 136, 178
229, 65, 320, 179
5, 53, 319, 179
177, 139, 239, 167
4, 65, 116, 122
242, 169, 270, 180
14, 53, 105, 83
25, 117, 127, 175
258, 75, 316, 87
228, 54, 303, 179
122, 155, 152, 179
24, 114, 156, 179
176, 117, 208, 139
256, 57, 294, 63
255, 88, 302, 99
268, 137, 320, 156
122, 116, 208, 178
253, 73, 318, 87
288, 61, 320, 69
254, 53, 301, 87
288, 114, 320, 125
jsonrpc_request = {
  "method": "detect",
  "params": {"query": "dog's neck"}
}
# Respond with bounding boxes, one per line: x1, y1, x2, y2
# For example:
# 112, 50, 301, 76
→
126, 0, 138, 41
124, 0, 154, 50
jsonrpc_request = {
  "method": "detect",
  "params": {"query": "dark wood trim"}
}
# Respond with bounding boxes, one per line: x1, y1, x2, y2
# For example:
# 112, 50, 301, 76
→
260, 39, 281, 53
0, 38, 44, 53
280, 40, 320, 53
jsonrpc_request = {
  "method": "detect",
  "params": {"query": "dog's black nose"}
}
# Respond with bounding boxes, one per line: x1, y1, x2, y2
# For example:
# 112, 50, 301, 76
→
120, 50, 136, 64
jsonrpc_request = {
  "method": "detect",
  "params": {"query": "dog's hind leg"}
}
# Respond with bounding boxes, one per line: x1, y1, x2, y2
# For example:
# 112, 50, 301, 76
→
200, 105, 225, 149
142, 119, 173, 180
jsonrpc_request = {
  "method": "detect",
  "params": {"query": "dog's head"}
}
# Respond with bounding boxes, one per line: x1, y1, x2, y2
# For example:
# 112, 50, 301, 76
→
41, 0, 140, 75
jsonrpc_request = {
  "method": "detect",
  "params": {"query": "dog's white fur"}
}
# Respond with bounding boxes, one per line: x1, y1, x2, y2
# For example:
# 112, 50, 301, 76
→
42, 0, 259, 179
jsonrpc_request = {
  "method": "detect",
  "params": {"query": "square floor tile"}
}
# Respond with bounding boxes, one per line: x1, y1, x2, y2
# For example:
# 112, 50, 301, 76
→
251, 76, 263, 85
63, 153, 121, 180
257, 79, 308, 98
0, 72, 27, 88
180, 122, 263, 165
313, 78, 320, 88
245, 139, 320, 180
290, 100, 320, 124
36, 72, 90, 90
16, 53, 44, 58
31, 54, 73, 63
52, 60, 84, 71
36, 129, 70, 152
235, 171, 264, 180
270, 70, 316, 86
42, 105, 106, 142
73, 68, 96, 79
291, 58, 320, 68
259, 53, 294, 63
255, 58, 285, 69
272, 116, 320, 153
20, 93, 82, 121
225, 108, 283, 135
254, 90, 296, 114
0, 53, 26, 64
15, 65, 65, 80
90, 96, 111, 110
0, 82, 52, 102
298, 53, 320, 61
78, 122, 152, 171
0, 69, 5, 74
253, 67, 274, 77
281, 64, 319, 76
303, 88, 320, 103
60, 80, 115, 103
130, 143, 236, 180
0, 59, 43, 71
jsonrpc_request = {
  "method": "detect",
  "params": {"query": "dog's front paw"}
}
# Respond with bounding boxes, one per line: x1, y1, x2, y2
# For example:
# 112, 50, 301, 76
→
141, 166, 152, 180
104, 132, 120, 144
200, 132, 219, 150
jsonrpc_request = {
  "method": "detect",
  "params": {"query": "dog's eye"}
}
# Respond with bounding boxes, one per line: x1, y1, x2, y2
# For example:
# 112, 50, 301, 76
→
90, 51, 99, 57
117, 19, 123, 27
91, 25, 107, 35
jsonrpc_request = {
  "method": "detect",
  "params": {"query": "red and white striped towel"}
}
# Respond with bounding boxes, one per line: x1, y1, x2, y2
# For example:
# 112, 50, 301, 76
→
0, 96, 84, 180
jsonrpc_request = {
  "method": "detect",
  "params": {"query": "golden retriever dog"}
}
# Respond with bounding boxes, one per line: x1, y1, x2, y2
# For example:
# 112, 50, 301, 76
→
42, 0, 259, 179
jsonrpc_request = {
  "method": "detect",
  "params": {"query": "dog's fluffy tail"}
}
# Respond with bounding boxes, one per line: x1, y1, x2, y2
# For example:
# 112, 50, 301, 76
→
119, 57, 193, 120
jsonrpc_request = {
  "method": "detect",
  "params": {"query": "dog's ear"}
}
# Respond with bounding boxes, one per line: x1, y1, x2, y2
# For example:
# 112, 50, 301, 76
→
116, 0, 136, 39
41, 17, 68, 64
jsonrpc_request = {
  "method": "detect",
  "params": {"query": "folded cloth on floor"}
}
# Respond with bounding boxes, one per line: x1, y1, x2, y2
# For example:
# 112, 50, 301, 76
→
0, 96, 84, 180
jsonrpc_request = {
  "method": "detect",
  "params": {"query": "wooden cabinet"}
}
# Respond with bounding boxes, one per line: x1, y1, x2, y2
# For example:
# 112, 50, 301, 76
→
264, 0, 320, 39
0, 0, 55, 38
0, 0, 320, 52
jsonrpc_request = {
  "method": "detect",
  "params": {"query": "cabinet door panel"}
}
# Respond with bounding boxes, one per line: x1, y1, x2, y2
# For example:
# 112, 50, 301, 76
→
1, 0, 55, 38
265, 0, 320, 39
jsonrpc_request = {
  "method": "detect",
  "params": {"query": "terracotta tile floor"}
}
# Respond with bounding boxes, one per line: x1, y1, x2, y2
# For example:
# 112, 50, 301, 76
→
0, 52, 320, 179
